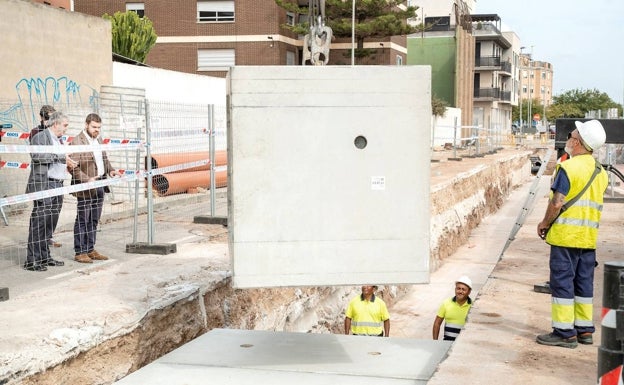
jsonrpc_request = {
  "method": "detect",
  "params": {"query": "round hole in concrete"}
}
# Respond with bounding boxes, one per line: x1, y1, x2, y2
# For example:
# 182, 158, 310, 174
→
354, 135, 367, 149
240, 344, 254, 348
368, 351, 381, 355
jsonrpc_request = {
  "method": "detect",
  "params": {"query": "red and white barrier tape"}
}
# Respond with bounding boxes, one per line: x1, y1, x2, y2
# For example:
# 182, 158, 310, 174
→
0, 173, 139, 207
0, 160, 30, 169
0, 142, 144, 154
601, 307, 617, 329
0, 130, 143, 145
0, 159, 216, 207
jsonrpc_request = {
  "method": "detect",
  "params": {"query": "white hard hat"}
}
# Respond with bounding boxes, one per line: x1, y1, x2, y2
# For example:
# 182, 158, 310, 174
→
456, 275, 472, 289
575, 120, 606, 151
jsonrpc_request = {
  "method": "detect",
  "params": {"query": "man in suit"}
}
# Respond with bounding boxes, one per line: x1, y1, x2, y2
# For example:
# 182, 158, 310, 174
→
30, 105, 62, 248
25, 111, 77, 271
70, 113, 119, 263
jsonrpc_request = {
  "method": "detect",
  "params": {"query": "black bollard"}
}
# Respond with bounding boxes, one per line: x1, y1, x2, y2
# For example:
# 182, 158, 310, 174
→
597, 261, 624, 384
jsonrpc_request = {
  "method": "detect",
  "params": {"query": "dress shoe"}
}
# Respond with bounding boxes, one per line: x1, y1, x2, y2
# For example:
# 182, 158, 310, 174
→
74, 253, 93, 263
48, 239, 62, 248
87, 250, 108, 260
42, 258, 65, 267
23, 264, 48, 272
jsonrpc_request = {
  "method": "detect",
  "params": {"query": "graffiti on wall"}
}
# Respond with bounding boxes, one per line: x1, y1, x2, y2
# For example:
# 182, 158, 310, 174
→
0, 76, 98, 131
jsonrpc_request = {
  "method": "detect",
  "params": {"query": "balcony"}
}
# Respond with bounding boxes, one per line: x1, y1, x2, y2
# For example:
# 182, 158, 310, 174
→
474, 87, 500, 100
475, 55, 500, 68
473, 88, 512, 103
471, 15, 512, 48
475, 57, 512, 75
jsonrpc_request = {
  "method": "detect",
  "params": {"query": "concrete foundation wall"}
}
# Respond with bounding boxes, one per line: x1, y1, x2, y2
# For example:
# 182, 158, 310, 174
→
228, 66, 433, 288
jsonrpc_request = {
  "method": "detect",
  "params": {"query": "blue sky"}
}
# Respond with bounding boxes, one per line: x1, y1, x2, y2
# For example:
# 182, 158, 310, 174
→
475, 0, 624, 105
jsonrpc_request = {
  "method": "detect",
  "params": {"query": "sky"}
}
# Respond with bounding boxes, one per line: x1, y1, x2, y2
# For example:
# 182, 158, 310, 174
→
474, 0, 624, 105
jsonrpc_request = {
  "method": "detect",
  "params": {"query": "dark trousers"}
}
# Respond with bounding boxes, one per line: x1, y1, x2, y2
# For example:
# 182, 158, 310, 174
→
26, 185, 63, 266
73, 188, 104, 255
549, 245, 596, 338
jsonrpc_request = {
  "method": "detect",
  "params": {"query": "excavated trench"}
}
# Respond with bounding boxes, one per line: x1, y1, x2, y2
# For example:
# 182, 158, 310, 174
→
14, 149, 540, 385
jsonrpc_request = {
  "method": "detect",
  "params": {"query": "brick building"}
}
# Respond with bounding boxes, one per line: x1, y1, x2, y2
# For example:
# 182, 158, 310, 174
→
31, 0, 72, 10
74, 0, 409, 77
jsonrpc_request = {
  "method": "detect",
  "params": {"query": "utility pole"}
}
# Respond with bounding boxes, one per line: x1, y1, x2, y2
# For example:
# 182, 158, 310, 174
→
519, 46, 525, 135
526, 46, 534, 133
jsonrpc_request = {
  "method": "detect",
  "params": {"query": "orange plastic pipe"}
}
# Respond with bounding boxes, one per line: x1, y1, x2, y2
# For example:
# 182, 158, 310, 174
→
152, 170, 228, 196
149, 151, 227, 173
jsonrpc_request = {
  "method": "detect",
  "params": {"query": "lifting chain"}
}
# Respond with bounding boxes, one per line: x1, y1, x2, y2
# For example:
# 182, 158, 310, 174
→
303, 0, 332, 65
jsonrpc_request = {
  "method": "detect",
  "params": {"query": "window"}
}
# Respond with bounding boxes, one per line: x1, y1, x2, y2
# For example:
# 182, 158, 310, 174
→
198, 49, 235, 71
286, 12, 296, 26
396, 55, 403, 66
126, 2, 145, 18
197, 1, 234, 22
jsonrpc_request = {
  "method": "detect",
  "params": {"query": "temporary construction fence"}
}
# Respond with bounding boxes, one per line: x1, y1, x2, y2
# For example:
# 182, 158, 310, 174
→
0, 93, 227, 274
430, 116, 555, 161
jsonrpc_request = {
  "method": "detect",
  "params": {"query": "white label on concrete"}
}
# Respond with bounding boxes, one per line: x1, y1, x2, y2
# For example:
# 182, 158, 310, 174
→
228, 65, 432, 288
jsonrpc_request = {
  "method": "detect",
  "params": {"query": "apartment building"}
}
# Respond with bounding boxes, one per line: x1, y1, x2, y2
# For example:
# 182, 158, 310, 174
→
519, 54, 554, 123
74, 0, 408, 76
471, 13, 514, 134
406, 0, 476, 128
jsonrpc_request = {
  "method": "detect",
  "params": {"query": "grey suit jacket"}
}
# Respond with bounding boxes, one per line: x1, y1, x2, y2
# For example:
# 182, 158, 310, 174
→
25, 129, 66, 194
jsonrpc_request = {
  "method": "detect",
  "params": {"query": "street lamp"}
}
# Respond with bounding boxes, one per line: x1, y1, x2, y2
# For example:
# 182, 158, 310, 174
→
526, 46, 534, 134
519, 46, 526, 135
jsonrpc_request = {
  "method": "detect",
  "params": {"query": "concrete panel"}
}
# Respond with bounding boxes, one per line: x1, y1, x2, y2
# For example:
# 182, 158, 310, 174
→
228, 66, 432, 287
114, 329, 451, 385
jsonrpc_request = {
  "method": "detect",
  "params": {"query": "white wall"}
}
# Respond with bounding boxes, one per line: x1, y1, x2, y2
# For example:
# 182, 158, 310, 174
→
112, 63, 225, 105
432, 107, 462, 147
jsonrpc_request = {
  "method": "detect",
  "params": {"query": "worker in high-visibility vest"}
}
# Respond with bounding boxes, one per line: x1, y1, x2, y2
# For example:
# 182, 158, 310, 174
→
344, 285, 390, 337
432, 276, 473, 341
536, 120, 608, 349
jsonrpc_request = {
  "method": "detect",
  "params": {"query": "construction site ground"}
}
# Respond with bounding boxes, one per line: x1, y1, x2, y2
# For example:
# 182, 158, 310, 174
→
1, 142, 623, 384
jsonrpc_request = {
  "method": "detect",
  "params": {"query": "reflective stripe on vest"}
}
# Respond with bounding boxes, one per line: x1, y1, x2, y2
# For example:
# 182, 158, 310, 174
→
546, 155, 607, 249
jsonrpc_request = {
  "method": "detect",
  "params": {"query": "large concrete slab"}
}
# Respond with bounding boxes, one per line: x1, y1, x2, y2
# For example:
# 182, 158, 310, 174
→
114, 329, 451, 385
228, 66, 432, 288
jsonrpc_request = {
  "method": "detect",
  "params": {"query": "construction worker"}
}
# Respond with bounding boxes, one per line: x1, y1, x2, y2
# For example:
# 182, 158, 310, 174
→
344, 285, 390, 337
536, 119, 608, 349
432, 276, 473, 341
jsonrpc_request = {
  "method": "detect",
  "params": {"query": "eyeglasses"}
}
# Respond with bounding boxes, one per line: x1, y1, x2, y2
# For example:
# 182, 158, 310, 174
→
567, 132, 579, 140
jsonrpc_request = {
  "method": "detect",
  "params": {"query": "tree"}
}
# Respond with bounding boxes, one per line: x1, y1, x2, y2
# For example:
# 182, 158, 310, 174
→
513, 88, 623, 127
548, 88, 621, 119
512, 98, 546, 126
275, 0, 418, 58
103, 11, 157, 63
432, 95, 448, 117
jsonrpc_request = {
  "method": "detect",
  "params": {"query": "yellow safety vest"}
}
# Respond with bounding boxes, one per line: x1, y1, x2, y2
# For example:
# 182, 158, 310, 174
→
546, 154, 607, 249
345, 294, 389, 336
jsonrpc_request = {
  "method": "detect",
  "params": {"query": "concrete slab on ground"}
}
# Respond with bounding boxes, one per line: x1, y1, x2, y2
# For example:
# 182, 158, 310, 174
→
114, 328, 452, 385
